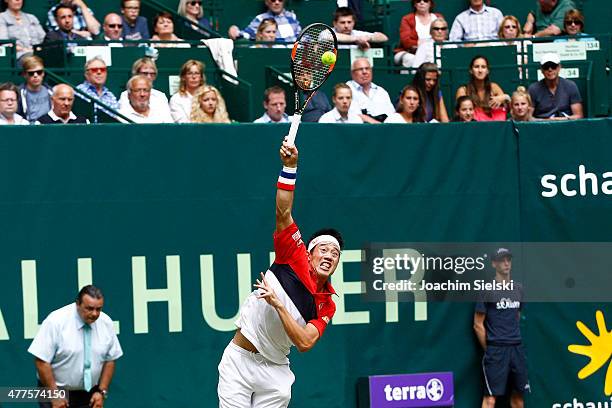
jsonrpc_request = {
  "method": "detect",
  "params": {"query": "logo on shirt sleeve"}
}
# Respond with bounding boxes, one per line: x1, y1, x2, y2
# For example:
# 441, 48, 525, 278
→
292, 230, 304, 247
322, 316, 330, 324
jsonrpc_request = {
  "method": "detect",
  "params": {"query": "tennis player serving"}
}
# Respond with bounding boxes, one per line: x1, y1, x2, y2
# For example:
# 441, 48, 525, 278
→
217, 140, 343, 408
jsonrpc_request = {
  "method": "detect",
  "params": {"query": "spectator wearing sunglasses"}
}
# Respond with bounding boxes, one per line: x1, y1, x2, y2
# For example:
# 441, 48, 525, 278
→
554, 9, 593, 42
76, 57, 119, 117
528, 52, 583, 120
121, 0, 150, 41
101, 13, 123, 46
228, 0, 301, 43
177, 0, 212, 36
412, 17, 454, 68
16, 55, 52, 123
394, 0, 443, 67
523, 0, 575, 38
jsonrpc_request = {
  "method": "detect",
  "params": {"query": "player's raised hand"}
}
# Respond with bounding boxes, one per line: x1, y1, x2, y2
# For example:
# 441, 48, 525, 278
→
279, 140, 298, 168
254, 272, 283, 308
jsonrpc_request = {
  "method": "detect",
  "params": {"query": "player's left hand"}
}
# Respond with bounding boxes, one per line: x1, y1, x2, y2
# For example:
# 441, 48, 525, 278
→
254, 272, 283, 308
89, 392, 104, 408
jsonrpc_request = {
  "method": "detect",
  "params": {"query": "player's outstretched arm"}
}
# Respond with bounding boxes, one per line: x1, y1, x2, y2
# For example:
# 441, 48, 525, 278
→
276, 141, 299, 233
255, 273, 320, 352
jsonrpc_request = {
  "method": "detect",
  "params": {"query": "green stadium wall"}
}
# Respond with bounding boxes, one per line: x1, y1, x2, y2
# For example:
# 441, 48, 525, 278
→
0, 119, 611, 407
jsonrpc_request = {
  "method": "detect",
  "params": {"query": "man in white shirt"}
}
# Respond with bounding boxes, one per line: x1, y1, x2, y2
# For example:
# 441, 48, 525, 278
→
254, 86, 290, 123
118, 57, 170, 115
118, 75, 173, 123
0, 83, 29, 125
319, 83, 363, 123
346, 57, 395, 123
332, 7, 388, 50
449, 0, 503, 43
28, 285, 122, 408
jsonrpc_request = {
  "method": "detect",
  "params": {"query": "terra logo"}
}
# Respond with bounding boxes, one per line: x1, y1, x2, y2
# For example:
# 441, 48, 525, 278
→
568, 310, 612, 396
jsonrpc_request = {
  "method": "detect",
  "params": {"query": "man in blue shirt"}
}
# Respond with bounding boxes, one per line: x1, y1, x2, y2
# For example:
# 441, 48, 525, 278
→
76, 57, 119, 120
46, 0, 100, 38
228, 0, 301, 43
121, 0, 150, 40
44, 5, 89, 42
474, 248, 530, 408
528, 52, 583, 120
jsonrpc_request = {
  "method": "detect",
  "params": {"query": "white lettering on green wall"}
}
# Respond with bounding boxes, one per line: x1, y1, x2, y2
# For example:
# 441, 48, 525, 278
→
200, 254, 253, 332
330, 250, 370, 325
78, 258, 120, 334
22, 260, 39, 339
132, 255, 183, 334
382, 249, 428, 322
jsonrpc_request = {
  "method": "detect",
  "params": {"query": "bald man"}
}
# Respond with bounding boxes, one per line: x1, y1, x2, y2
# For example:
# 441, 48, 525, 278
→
36, 84, 90, 124
102, 13, 124, 46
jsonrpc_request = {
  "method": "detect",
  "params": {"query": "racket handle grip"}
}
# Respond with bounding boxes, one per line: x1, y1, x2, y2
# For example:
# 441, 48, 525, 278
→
286, 114, 302, 147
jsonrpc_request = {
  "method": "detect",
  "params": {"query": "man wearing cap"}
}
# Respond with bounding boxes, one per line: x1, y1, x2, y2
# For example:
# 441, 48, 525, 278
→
217, 140, 343, 408
474, 248, 530, 408
528, 52, 583, 120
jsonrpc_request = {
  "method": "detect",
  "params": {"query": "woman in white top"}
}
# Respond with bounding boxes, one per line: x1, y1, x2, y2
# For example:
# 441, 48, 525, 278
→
169, 59, 206, 123
384, 85, 425, 123
151, 12, 190, 48
190, 85, 230, 123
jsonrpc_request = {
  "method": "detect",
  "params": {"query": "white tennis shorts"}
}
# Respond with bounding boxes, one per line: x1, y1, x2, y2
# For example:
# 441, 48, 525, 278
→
218, 341, 295, 408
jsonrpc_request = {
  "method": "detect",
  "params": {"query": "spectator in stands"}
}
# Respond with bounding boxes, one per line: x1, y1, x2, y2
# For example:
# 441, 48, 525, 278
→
0, 82, 28, 125
554, 9, 593, 42
102, 13, 124, 45
394, 0, 443, 67
228, 0, 301, 43
119, 75, 173, 123
333, 7, 388, 50
411, 62, 449, 122
301, 91, 331, 122
46, 0, 100, 37
412, 18, 453, 68
16, 55, 52, 123
44, 4, 89, 42
119, 57, 170, 114
190, 85, 230, 123
36, 84, 89, 124
455, 55, 509, 121
121, 0, 150, 41
384, 85, 425, 123
170, 59, 206, 123
453, 95, 475, 121
524, 0, 576, 38
498, 15, 522, 42
528, 52, 582, 120
0, 0, 46, 59
318, 83, 363, 123
252, 18, 279, 47
151, 12, 190, 48
449, 0, 503, 43
509, 86, 535, 121
177, 0, 212, 33
347, 57, 395, 123
76, 57, 119, 115
254, 86, 289, 123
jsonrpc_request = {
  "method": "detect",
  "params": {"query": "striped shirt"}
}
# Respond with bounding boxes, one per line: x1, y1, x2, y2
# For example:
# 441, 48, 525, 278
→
449, 5, 503, 42
241, 9, 301, 43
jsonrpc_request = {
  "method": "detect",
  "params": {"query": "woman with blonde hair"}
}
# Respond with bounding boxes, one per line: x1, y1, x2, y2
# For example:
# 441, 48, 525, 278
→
509, 86, 535, 122
190, 85, 230, 123
498, 15, 522, 41
177, 0, 212, 32
254, 18, 277, 46
170, 59, 206, 123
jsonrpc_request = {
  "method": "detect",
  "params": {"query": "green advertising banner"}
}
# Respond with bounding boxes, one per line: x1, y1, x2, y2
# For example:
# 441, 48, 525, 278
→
0, 120, 610, 407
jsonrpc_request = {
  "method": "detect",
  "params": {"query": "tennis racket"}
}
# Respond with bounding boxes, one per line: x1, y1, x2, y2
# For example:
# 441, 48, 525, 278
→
286, 23, 338, 146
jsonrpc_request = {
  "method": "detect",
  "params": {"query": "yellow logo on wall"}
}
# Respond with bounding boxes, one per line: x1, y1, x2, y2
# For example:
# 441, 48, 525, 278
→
568, 310, 612, 396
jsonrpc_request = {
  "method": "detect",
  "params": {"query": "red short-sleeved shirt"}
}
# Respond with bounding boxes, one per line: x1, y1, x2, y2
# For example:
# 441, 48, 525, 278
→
272, 222, 336, 337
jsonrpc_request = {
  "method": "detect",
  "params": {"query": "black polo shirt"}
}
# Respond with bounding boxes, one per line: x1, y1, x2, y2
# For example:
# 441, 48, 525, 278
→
528, 77, 582, 119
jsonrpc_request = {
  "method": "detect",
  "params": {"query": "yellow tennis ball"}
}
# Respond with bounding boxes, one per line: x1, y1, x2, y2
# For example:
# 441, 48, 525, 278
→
321, 51, 336, 65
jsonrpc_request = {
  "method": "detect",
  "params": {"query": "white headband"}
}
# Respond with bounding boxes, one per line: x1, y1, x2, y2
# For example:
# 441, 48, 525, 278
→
307, 235, 341, 253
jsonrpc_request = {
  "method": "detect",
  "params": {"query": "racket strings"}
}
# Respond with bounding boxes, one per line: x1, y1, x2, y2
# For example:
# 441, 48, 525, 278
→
292, 26, 336, 91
